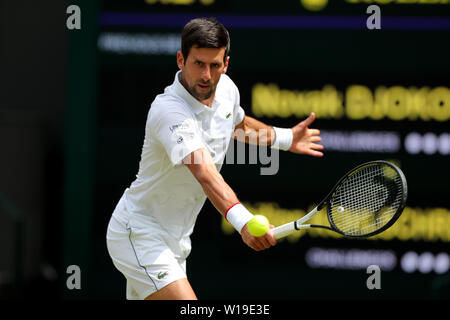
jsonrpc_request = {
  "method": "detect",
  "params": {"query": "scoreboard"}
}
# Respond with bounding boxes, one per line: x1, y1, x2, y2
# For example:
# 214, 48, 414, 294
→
95, 0, 450, 299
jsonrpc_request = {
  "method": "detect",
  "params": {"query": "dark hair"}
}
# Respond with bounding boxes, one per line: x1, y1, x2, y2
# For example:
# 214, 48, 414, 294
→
181, 17, 230, 63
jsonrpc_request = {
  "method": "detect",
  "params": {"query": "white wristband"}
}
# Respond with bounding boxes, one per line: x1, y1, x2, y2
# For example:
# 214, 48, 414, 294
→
272, 127, 293, 151
225, 203, 254, 234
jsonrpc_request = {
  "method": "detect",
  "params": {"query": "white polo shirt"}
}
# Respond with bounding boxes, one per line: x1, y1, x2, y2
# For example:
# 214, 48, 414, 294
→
121, 70, 245, 240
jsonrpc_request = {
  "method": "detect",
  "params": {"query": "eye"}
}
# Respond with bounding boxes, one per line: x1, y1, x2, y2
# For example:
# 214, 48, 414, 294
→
212, 63, 220, 68
195, 61, 203, 66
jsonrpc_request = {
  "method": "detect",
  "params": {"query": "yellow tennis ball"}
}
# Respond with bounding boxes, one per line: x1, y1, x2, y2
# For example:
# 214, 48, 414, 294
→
247, 215, 270, 237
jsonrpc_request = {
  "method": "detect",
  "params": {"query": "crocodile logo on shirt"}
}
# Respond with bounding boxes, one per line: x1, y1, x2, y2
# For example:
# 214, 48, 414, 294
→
225, 112, 232, 119
158, 271, 169, 279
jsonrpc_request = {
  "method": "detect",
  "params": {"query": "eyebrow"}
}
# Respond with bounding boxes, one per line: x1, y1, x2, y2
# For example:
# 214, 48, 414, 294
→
194, 59, 222, 65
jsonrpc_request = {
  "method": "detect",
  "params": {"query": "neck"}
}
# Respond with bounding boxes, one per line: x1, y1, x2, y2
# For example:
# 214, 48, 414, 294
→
201, 96, 214, 108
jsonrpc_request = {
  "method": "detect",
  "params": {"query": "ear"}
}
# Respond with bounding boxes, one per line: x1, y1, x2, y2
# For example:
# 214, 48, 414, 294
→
222, 56, 230, 74
177, 51, 185, 70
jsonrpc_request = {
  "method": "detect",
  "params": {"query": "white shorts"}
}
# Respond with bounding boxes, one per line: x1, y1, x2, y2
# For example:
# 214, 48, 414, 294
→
106, 195, 190, 300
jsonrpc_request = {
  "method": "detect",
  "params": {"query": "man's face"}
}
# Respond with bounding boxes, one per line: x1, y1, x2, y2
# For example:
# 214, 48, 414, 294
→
177, 46, 229, 104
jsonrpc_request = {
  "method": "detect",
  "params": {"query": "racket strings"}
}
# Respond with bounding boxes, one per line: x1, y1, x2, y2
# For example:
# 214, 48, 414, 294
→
329, 164, 403, 236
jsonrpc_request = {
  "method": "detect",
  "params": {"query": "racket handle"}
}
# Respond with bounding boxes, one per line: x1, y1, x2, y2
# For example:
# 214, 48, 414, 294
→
272, 222, 296, 240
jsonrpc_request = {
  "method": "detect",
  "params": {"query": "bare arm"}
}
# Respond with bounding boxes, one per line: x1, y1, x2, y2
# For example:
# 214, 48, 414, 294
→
233, 112, 324, 157
233, 115, 275, 146
183, 148, 276, 251
183, 148, 238, 215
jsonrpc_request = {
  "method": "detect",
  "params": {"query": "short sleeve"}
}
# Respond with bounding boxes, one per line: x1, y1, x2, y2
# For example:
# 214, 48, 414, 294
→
151, 105, 206, 167
234, 106, 245, 127
233, 84, 245, 127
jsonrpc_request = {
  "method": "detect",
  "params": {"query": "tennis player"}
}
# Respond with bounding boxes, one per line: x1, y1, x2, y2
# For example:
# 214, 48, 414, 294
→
106, 17, 323, 300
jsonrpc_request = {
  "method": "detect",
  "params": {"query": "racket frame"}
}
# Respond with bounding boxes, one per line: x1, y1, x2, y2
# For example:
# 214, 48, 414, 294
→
272, 160, 408, 240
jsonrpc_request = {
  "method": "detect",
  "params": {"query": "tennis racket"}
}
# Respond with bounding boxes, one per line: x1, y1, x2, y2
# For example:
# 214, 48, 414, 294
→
273, 160, 408, 240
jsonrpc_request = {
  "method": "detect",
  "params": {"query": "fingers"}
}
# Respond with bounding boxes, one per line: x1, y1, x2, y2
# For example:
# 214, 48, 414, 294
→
247, 238, 268, 251
302, 112, 316, 127
267, 225, 277, 246
254, 239, 270, 251
310, 142, 324, 150
290, 112, 324, 157
306, 148, 324, 157
248, 226, 277, 251
309, 128, 320, 136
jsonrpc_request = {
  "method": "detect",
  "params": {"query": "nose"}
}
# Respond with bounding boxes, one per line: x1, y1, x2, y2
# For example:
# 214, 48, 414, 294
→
201, 65, 211, 82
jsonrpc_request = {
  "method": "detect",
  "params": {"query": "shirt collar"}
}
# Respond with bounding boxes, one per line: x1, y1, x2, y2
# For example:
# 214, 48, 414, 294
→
173, 70, 218, 114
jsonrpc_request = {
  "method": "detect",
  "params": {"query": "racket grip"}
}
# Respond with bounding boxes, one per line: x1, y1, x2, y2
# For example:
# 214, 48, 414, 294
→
272, 222, 296, 240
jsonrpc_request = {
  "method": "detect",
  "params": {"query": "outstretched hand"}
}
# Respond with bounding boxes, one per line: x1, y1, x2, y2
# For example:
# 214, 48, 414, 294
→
288, 112, 324, 157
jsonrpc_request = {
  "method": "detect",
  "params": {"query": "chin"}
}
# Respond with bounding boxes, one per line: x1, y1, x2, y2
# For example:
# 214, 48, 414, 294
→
194, 91, 213, 101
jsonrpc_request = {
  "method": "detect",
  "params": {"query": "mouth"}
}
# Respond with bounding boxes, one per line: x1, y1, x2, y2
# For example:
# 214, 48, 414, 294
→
197, 83, 210, 91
